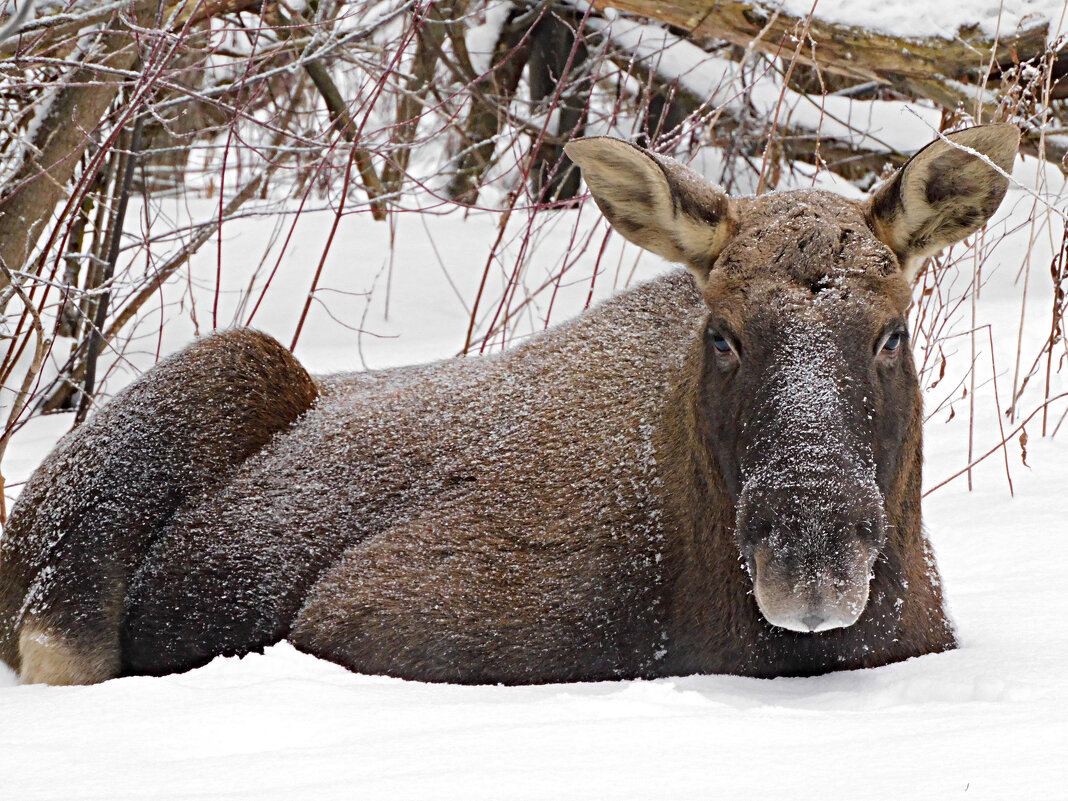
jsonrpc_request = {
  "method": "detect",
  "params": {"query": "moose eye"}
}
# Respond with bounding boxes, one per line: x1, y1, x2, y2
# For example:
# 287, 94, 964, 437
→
706, 321, 739, 362
879, 331, 907, 355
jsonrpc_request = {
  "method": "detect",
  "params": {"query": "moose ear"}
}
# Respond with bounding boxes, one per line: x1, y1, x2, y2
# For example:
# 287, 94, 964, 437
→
563, 137, 735, 285
867, 123, 1020, 283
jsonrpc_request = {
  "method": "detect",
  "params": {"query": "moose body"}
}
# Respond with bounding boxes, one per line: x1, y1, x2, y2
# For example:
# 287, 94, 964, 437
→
0, 125, 1020, 685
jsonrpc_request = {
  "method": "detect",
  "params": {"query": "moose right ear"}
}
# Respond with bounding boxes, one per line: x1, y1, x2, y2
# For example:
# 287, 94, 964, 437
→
867, 123, 1021, 283
564, 137, 735, 285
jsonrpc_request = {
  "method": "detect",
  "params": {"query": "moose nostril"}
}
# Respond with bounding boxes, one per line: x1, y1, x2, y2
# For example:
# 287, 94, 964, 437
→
802, 614, 824, 632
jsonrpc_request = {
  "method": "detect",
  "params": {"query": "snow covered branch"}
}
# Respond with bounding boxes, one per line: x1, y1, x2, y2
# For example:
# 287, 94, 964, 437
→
591, 0, 1067, 164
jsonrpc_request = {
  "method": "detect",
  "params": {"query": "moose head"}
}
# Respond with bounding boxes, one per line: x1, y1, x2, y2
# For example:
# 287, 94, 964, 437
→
565, 125, 1019, 635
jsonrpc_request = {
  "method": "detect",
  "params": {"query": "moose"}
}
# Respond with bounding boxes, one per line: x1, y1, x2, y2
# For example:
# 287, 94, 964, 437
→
0, 124, 1019, 686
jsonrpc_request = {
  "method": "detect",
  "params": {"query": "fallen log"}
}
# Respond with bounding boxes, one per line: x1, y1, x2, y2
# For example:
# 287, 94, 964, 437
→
591, 0, 1067, 166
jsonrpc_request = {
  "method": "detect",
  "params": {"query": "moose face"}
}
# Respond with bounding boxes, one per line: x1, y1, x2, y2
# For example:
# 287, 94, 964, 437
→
565, 125, 1019, 634
698, 191, 916, 632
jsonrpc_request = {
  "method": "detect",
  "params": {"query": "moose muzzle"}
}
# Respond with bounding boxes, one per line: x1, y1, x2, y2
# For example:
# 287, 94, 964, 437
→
737, 483, 887, 634
750, 538, 876, 632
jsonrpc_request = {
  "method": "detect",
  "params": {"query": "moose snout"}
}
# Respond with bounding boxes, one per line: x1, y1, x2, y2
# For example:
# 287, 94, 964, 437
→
750, 541, 874, 633
737, 486, 887, 634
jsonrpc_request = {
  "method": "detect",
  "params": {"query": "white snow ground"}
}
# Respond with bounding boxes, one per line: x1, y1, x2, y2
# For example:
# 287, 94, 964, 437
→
1, 145, 1066, 797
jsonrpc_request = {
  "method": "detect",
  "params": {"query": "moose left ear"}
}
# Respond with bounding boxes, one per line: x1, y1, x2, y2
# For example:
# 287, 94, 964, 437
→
867, 123, 1021, 283
564, 137, 736, 285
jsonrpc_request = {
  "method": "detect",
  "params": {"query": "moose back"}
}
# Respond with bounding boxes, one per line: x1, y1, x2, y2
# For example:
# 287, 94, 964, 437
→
0, 124, 1020, 685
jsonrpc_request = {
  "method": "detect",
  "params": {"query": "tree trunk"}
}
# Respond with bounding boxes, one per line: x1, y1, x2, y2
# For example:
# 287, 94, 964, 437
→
445, 7, 537, 204
0, 1, 268, 296
527, 9, 590, 204
0, 7, 153, 293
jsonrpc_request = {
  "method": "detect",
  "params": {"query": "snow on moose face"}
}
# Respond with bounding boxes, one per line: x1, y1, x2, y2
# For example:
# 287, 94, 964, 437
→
698, 191, 918, 634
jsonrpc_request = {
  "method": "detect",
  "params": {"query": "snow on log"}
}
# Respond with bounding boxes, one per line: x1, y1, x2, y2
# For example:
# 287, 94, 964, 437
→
591, 0, 1066, 165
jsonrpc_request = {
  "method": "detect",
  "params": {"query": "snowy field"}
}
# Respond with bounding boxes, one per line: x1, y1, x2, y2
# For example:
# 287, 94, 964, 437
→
2, 129, 1067, 797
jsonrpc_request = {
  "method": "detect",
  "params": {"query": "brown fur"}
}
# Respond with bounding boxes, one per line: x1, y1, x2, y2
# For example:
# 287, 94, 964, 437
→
0, 330, 317, 682
0, 126, 1019, 684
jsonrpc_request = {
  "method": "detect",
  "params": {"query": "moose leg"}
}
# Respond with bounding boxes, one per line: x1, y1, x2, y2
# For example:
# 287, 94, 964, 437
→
0, 329, 317, 684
